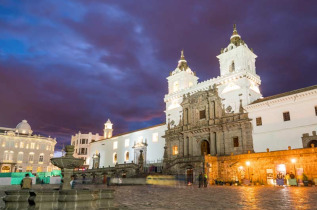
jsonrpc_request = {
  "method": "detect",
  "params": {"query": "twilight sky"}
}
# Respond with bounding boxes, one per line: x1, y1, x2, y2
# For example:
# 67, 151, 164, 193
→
0, 0, 316, 151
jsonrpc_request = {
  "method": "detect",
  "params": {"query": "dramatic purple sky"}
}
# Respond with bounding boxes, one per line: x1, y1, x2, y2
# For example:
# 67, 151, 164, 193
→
0, 1, 316, 151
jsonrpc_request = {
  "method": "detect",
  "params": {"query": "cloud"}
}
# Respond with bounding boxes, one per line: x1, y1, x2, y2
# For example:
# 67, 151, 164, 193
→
0, 0, 316, 151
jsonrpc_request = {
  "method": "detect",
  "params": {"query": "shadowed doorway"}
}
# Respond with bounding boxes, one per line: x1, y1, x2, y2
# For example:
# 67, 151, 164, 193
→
201, 140, 210, 155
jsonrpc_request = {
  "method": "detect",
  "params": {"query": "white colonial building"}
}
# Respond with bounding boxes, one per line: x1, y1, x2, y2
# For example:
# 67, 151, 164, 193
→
80, 25, 316, 169
71, 131, 101, 166
0, 120, 56, 173
245, 86, 317, 152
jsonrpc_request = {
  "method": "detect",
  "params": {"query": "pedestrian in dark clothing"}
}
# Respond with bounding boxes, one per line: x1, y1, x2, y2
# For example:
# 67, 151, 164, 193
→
198, 172, 203, 188
203, 174, 208, 187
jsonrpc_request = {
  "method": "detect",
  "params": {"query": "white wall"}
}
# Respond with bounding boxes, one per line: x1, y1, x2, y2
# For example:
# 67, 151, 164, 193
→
89, 124, 166, 168
246, 88, 317, 152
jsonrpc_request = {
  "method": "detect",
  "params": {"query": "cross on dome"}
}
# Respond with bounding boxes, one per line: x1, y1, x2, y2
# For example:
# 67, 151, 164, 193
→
177, 50, 188, 70
230, 24, 242, 45
180, 50, 185, 60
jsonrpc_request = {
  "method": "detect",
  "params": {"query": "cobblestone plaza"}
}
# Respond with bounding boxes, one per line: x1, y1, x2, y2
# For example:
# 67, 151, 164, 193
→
112, 185, 317, 209
1, 184, 316, 209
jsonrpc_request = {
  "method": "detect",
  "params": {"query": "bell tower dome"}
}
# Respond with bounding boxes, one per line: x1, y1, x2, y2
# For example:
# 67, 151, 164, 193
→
217, 24, 257, 77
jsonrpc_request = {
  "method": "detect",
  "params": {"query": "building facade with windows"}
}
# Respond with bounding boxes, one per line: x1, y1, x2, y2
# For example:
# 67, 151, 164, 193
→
89, 122, 166, 169
83, 25, 316, 173
245, 85, 317, 152
71, 131, 101, 166
0, 120, 56, 173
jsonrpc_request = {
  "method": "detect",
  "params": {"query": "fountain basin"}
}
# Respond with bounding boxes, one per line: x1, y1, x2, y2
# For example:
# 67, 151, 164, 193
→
50, 157, 84, 169
3, 189, 115, 210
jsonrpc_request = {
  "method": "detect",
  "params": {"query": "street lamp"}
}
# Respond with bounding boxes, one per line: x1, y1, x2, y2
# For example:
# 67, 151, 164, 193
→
291, 158, 296, 178
246, 161, 251, 182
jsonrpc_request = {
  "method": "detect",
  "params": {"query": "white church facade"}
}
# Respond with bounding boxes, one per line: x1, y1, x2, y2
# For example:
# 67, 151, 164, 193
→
76, 25, 317, 169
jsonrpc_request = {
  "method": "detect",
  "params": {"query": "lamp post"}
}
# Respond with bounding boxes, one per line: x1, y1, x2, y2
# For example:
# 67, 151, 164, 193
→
291, 158, 296, 179
246, 161, 250, 182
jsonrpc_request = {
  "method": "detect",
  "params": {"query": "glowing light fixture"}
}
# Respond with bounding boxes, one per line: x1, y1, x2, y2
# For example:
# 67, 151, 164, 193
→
246, 161, 250, 166
291, 158, 296, 163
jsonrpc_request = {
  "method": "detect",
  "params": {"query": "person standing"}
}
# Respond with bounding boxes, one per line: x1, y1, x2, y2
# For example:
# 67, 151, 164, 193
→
198, 172, 203, 188
203, 174, 208, 188
70, 175, 75, 189
21, 174, 32, 189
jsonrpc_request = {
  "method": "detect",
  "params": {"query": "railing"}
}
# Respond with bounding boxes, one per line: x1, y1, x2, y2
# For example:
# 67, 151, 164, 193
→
167, 156, 203, 168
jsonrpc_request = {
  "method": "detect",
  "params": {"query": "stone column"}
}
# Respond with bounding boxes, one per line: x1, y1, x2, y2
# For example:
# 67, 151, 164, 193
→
61, 168, 73, 190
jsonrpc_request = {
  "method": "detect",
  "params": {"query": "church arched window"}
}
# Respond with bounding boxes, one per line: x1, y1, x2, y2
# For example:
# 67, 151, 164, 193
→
125, 151, 129, 161
173, 81, 179, 92
229, 61, 235, 72
113, 153, 117, 163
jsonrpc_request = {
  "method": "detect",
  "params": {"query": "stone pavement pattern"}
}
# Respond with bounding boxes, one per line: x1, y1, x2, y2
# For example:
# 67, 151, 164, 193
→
112, 185, 317, 210
1, 185, 317, 209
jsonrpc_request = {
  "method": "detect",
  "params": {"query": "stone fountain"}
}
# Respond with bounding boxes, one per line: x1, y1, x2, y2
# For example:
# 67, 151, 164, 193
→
51, 145, 84, 190
3, 145, 115, 210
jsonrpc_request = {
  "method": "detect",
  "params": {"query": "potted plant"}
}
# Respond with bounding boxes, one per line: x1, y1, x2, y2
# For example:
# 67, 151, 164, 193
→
303, 174, 309, 186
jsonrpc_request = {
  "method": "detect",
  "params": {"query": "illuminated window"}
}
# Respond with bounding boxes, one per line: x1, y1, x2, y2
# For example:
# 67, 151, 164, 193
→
2, 141, 5, 147
113, 153, 117, 163
17, 152, 23, 162
28, 153, 34, 163
36, 144, 39, 150
283, 112, 290, 121
233, 137, 239, 147
256, 117, 262, 126
20, 142, 24, 148
152, 133, 158, 142
172, 146, 178, 155
3, 151, 10, 161
113, 141, 118, 150
199, 110, 206, 119
26, 144, 29, 149
125, 151, 129, 161
125, 139, 129, 147
173, 81, 179, 92
37, 167, 42, 172
15, 142, 18, 148
30, 143, 35, 149
39, 154, 44, 163
26, 166, 32, 172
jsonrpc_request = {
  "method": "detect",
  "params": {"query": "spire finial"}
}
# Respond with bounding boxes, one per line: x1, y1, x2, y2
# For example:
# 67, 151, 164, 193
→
180, 50, 185, 60
232, 24, 238, 35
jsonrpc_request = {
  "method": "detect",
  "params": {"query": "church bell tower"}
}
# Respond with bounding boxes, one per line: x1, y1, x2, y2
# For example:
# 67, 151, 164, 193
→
165, 51, 198, 126
216, 24, 262, 112
103, 119, 113, 139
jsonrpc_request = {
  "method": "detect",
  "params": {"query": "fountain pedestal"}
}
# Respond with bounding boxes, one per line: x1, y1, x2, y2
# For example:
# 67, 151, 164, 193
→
3, 145, 115, 210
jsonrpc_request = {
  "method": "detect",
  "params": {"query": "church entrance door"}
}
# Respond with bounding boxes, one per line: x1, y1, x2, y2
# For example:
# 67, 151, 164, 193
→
201, 140, 210, 155
186, 169, 193, 185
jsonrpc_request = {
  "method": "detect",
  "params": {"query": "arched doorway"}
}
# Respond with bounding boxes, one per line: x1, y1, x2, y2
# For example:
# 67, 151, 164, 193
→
186, 168, 194, 185
201, 140, 210, 155
307, 140, 317, 148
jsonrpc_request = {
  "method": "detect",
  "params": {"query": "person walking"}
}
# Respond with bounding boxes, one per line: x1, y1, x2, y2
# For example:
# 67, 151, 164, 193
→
198, 172, 203, 188
21, 174, 32, 189
203, 174, 208, 188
